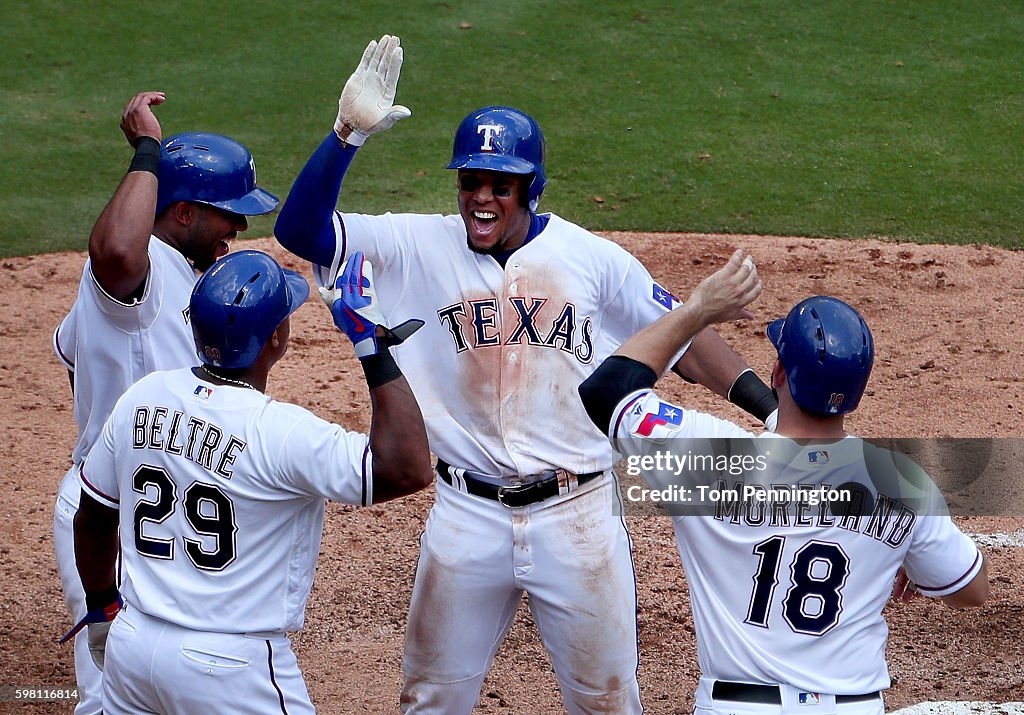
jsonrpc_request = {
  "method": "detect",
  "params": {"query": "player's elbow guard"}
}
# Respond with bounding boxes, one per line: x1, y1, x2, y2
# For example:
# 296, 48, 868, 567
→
579, 356, 658, 434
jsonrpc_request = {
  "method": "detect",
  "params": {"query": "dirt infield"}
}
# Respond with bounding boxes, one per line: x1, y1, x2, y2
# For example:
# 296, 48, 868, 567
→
1, 233, 1021, 713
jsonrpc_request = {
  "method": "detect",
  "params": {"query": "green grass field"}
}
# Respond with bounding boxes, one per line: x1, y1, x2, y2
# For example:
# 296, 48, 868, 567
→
3, 1, 1022, 256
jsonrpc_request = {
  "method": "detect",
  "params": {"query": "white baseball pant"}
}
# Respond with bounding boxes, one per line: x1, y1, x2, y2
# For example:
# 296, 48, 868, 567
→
54, 465, 102, 715
401, 474, 642, 714
101, 605, 314, 714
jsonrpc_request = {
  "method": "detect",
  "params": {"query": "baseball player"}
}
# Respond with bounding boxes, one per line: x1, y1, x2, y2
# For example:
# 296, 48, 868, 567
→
273, 35, 779, 713
52, 91, 278, 714
579, 250, 989, 714
68, 249, 434, 714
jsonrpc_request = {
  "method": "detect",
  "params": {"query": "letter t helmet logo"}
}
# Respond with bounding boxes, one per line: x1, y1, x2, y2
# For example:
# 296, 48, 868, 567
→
477, 124, 503, 151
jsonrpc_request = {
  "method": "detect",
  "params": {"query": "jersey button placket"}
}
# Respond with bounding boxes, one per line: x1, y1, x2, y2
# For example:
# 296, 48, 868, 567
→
511, 508, 533, 581
499, 267, 525, 474
506, 257, 530, 571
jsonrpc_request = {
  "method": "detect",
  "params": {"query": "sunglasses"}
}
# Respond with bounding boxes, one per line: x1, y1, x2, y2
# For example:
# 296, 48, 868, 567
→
457, 174, 519, 198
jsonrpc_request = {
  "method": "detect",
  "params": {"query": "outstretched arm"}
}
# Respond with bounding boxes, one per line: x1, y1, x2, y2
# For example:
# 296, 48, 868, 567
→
365, 370, 434, 502
581, 250, 763, 432
321, 251, 431, 502
674, 328, 778, 424
275, 35, 410, 268
274, 133, 358, 267
674, 328, 749, 395
621, 251, 762, 375
88, 92, 165, 301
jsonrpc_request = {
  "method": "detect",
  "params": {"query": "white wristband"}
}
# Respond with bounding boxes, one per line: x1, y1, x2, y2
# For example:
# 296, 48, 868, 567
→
334, 123, 367, 147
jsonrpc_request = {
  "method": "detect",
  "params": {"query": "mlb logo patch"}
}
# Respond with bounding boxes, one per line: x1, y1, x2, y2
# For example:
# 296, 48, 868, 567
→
651, 283, 678, 310
798, 692, 821, 705
194, 385, 213, 399
808, 450, 829, 464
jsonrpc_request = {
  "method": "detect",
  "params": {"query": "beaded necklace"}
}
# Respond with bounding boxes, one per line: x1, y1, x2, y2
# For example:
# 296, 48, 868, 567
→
200, 365, 258, 392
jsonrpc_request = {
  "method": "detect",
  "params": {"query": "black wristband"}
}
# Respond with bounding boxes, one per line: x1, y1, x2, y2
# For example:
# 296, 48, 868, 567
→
85, 583, 120, 612
128, 136, 160, 176
728, 369, 778, 422
361, 349, 402, 389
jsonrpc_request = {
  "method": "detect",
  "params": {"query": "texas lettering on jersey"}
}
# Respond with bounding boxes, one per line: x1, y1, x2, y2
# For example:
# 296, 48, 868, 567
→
437, 297, 595, 363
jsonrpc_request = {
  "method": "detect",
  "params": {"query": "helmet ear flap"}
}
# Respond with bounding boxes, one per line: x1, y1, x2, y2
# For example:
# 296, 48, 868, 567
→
520, 174, 535, 209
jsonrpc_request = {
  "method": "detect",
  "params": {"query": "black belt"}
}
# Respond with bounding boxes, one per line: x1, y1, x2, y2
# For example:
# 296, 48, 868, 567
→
712, 681, 880, 705
435, 459, 603, 508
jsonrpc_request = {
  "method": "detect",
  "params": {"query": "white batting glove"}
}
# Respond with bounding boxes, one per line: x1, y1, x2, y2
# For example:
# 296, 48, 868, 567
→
87, 621, 112, 670
335, 34, 412, 146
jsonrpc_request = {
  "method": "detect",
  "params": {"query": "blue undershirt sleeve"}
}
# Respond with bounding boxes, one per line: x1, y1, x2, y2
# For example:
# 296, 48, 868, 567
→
274, 132, 359, 267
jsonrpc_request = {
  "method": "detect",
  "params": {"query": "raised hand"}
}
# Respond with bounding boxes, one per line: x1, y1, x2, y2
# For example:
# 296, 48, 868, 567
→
335, 35, 411, 146
688, 249, 764, 326
120, 91, 165, 146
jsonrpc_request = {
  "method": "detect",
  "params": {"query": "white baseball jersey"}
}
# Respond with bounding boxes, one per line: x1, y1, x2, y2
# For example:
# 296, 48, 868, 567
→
314, 210, 684, 478
609, 389, 984, 695
80, 367, 372, 634
53, 299, 78, 372
55, 237, 198, 466
53, 237, 200, 714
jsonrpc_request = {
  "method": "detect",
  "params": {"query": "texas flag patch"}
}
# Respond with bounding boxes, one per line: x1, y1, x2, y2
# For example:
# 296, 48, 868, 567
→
651, 282, 679, 310
637, 401, 683, 436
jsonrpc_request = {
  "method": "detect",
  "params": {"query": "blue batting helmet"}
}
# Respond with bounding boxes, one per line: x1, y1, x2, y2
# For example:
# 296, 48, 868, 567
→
190, 250, 309, 369
767, 296, 874, 415
157, 132, 279, 217
447, 106, 547, 207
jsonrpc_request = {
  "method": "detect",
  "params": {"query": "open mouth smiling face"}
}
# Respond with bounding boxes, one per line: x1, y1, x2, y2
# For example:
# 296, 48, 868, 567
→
457, 170, 531, 255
